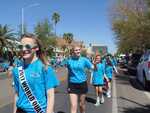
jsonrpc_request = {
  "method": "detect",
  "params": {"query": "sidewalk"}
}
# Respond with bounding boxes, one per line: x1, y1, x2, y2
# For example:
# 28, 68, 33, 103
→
0, 72, 7, 80
0, 78, 13, 108
115, 68, 150, 113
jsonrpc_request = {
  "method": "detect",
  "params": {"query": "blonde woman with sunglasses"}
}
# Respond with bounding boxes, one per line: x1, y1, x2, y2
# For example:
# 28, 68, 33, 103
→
12, 33, 59, 113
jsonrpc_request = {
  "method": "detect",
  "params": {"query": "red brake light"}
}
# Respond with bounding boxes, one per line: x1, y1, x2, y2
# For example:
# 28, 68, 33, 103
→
148, 61, 150, 69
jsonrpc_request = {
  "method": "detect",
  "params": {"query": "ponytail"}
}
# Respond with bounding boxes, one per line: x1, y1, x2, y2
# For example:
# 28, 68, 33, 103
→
35, 38, 48, 66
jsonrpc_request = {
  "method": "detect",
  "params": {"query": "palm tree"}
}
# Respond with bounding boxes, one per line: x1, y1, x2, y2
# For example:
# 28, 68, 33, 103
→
63, 33, 73, 44
0, 24, 14, 57
63, 33, 74, 56
51, 12, 60, 35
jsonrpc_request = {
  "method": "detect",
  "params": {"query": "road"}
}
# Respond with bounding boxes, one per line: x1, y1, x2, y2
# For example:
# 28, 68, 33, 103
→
0, 67, 150, 113
115, 68, 150, 113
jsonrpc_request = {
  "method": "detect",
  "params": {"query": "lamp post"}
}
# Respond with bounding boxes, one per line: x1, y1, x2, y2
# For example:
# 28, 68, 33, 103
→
21, 3, 40, 34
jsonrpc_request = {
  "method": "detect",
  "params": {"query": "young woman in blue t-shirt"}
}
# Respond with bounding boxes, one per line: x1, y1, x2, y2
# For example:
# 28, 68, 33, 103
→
12, 34, 59, 113
65, 46, 93, 113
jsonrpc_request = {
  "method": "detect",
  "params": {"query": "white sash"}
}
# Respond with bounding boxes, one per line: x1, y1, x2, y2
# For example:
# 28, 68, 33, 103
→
18, 66, 44, 113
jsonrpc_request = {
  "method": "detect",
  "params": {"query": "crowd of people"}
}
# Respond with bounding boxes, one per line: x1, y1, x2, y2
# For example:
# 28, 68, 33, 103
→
5, 33, 118, 113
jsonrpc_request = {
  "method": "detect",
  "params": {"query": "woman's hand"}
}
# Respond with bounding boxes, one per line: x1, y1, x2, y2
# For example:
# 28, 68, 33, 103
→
104, 75, 109, 82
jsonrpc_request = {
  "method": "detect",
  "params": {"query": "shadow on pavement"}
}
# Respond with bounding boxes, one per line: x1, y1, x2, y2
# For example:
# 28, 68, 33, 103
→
122, 105, 150, 113
117, 68, 146, 91
85, 96, 96, 104
119, 97, 150, 113
127, 70, 136, 76
120, 97, 147, 107
115, 74, 130, 85
129, 77, 144, 91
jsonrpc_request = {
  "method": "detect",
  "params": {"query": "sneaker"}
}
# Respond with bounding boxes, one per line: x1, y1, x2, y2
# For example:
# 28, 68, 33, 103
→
100, 95, 105, 104
95, 101, 100, 106
95, 97, 100, 106
106, 92, 111, 98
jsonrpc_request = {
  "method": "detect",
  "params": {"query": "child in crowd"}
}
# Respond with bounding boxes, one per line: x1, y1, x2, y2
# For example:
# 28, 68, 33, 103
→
92, 54, 108, 106
105, 57, 113, 98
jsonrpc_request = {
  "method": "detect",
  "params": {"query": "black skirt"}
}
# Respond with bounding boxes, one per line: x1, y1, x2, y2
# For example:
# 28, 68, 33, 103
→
68, 81, 88, 94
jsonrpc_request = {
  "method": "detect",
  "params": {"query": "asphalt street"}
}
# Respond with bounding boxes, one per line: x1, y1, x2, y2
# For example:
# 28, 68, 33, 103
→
0, 67, 150, 113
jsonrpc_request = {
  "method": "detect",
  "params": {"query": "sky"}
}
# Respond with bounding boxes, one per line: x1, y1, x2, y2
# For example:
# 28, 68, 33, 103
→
0, 0, 117, 53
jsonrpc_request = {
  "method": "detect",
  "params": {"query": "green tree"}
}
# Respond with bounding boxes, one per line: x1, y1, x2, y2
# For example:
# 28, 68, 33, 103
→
111, 0, 150, 53
35, 19, 53, 38
63, 33, 74, 44
62, 33, 74, 56
0, 24, 14, 56
34, 19, 57, 56
51, 12, 60, 35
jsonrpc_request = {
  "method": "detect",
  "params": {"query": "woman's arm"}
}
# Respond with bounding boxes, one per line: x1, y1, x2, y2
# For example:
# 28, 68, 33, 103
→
13, 92, 18, 113
46, 88, 55, 113
104, 73, 109, 82
7, 66, 14, 78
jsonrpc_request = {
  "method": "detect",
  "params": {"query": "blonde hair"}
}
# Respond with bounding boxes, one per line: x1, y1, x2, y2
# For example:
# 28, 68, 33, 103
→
70, 45, 82, 54
93, 54, 101, 71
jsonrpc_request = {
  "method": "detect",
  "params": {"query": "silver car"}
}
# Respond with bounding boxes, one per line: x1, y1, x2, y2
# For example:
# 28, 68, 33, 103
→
137, 50, 150, 90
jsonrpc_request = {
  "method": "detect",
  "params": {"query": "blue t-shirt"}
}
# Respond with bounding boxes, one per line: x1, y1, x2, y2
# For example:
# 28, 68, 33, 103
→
66, 56, 93, 83
105, 65, 113, 79
92, 63, 105, 85
12, 59, 59, 113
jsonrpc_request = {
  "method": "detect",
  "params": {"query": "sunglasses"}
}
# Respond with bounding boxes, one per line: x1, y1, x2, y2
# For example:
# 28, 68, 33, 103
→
18, 44, 37, 50
74, 49, 80, 51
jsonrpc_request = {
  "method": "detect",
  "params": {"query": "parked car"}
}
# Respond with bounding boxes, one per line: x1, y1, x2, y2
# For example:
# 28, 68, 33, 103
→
118, 54, 127, 68
136, 50, 150, 90
127, 53, 141, 75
